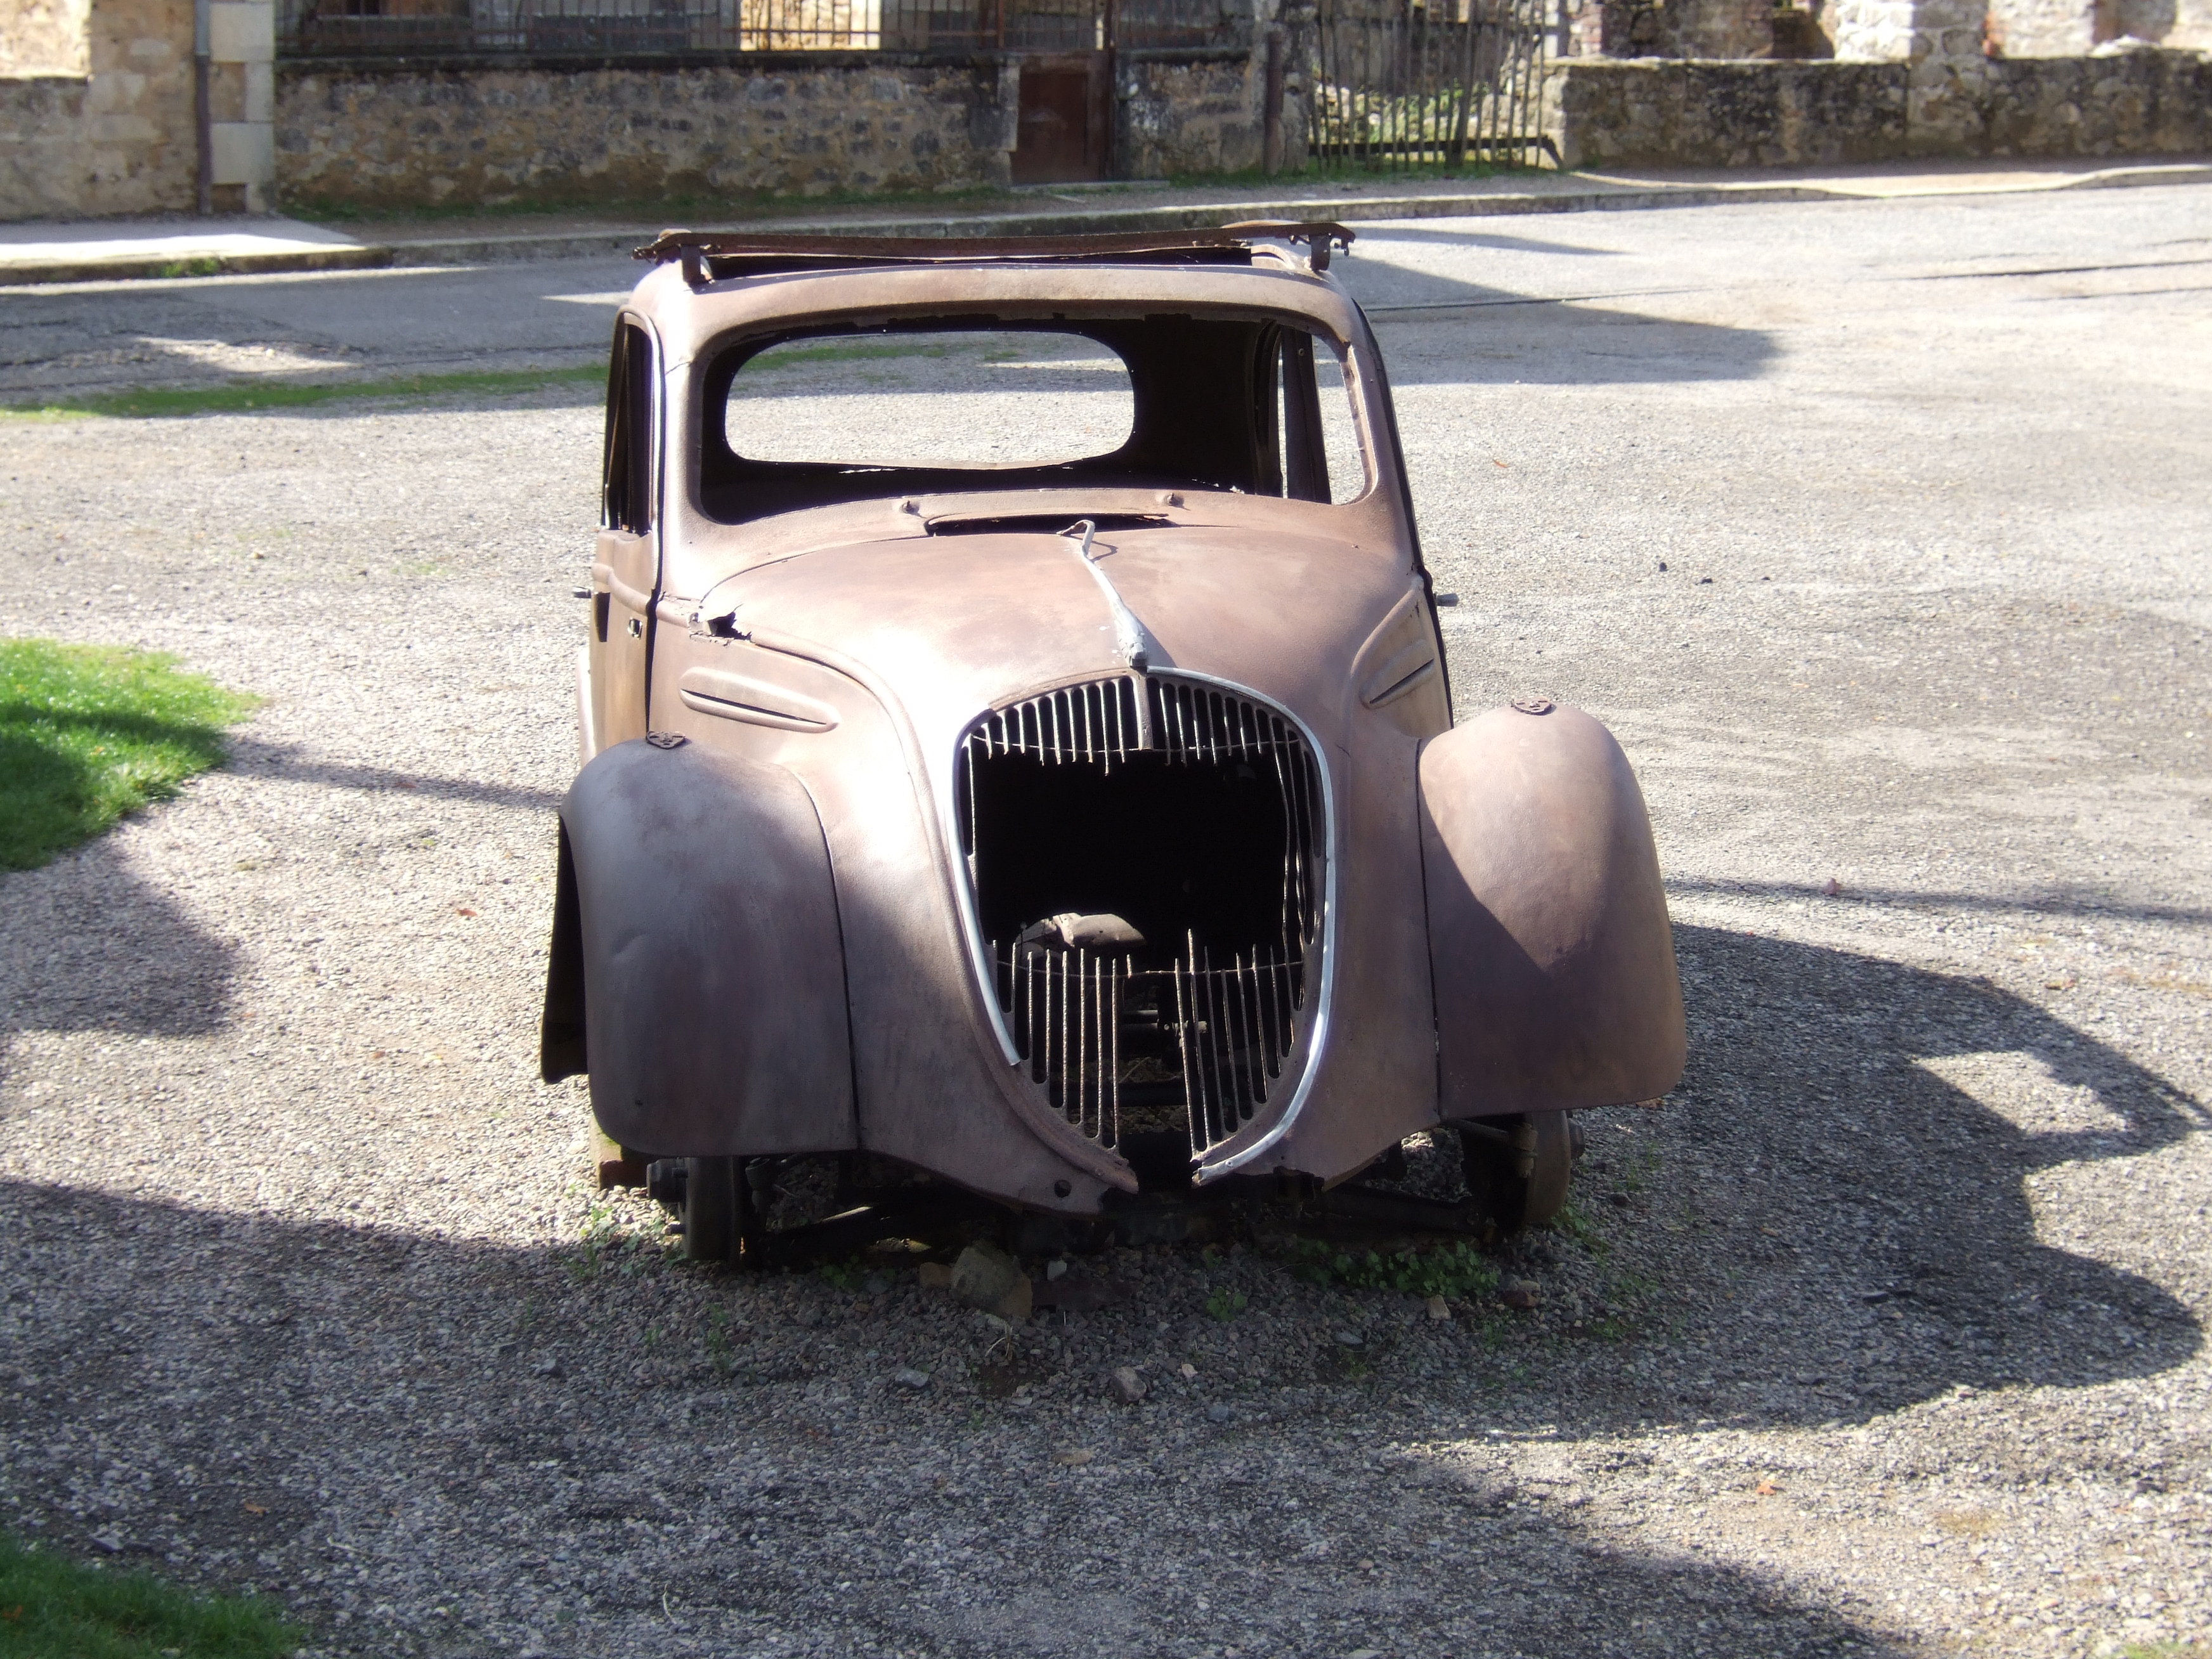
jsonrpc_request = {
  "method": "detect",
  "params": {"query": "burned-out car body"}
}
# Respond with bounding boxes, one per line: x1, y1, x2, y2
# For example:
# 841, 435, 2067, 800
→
541, 225, 1684, 1259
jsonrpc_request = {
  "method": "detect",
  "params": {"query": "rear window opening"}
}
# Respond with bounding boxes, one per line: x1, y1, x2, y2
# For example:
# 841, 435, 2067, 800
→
725, 331, 1135, 469
694, 314, 1369, 524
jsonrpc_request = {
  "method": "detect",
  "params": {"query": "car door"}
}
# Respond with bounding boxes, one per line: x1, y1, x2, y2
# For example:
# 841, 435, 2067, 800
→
590, 317, 660, 752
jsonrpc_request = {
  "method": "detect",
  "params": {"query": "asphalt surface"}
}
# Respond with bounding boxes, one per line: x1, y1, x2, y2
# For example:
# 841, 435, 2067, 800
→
1, 185, 2208, 1659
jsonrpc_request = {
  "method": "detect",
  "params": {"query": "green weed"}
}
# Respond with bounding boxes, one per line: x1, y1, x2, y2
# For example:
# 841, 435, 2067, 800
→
1548, 1203, 1609, 1256
1286, 1239, 1500, 1301
816, 1258, 865, 1292
1205, 1287, 1249, 1322
0, 641, 257, 871
0, 1532, 301, 1658
703, 1308, 734, 1376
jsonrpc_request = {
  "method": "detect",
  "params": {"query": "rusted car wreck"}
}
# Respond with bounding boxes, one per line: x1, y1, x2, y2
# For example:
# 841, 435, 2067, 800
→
540, 223, 1685, 1263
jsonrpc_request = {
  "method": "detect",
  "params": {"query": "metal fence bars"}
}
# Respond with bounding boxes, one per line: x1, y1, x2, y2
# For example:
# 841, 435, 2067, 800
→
1306, 0, 1551, 171
280, 0, 1233, 56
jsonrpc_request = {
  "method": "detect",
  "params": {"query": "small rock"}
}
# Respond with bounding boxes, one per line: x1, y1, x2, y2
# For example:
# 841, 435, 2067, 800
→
1044, 1258, 1068, 1282
917, 1261, 953, 1292
531, 1353, 562, 1377
1109, 1365, 1147, 1403
1425, 1294, 1450, 1322
1207, 1403, 1233, 1423
1334, 1329, 1363, 1347
950, 1242, 1029, 1322
1500, 1278, 1540, 1312
1179, 1362, 1197, 1379
892, 1367, 931, 1389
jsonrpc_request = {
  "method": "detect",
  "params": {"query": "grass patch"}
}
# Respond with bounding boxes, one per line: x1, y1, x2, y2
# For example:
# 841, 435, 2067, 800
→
1, 365, 604, 423
1285, 1239, 1500, 1301
0, 641, 257, 872
0, 1532, 301, 1658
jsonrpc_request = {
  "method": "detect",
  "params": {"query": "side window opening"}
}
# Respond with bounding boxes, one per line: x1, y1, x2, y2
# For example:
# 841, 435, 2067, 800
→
602, 322, 655, 535
1273, 328, 1368, 507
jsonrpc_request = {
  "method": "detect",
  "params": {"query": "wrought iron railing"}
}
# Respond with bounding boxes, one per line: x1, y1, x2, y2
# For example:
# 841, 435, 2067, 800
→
278, 0, 1236, 56
1307, 0, 1553, 171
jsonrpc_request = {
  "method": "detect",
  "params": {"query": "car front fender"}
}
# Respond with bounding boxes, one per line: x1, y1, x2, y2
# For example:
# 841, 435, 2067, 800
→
1419, 704, 1685, 1118
539, 736, 856, 1157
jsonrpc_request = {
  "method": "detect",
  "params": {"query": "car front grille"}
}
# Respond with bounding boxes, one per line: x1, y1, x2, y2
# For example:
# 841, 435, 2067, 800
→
958, 673, 1326, 1164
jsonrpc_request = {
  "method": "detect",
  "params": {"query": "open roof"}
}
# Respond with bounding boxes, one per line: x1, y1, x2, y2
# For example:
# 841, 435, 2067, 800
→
633, 221, 1358, 282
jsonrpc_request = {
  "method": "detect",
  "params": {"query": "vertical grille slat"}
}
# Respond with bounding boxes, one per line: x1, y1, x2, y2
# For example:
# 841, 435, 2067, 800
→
968, 674, 1325, 1161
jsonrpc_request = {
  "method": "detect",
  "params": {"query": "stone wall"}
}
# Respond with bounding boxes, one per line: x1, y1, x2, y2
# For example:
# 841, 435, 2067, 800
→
2, 0, 90, 75
1545, 46, 2211, 164
0, 0, 194, 218
277, 46, 1273, 211
1117, 49, 1270, 176
274, 55, 1026, 208
1546, 58, 1908, 166
1985, 0, 2212, 52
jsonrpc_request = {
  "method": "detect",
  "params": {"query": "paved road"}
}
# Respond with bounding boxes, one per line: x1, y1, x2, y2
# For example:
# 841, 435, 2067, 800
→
1, 186, 2208, 1659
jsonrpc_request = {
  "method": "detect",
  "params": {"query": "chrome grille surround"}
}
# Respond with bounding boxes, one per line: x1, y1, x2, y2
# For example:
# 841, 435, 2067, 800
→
955, 672, 1334, 1171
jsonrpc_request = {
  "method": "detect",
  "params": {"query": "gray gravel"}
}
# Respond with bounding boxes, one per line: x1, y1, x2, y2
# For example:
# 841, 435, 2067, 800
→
2, 184, 2209, 1659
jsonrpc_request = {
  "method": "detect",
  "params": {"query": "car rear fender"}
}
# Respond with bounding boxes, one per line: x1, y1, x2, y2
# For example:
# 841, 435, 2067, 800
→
1419, 705, 1686, 1117
539, 736, 857, 1155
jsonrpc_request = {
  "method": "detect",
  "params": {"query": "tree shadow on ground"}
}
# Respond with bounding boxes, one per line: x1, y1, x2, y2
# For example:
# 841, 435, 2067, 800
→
0, 927, 2197, 1655
0, 842, 240, 1048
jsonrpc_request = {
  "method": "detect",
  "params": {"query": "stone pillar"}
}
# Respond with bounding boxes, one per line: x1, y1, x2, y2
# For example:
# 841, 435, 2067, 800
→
205, 0, 272, 210
1830, 0, 1988, 145
967, 51, 1018, 188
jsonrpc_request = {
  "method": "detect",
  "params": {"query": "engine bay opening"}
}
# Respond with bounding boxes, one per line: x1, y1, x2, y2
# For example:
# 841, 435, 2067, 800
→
957, 675, 1325, 1172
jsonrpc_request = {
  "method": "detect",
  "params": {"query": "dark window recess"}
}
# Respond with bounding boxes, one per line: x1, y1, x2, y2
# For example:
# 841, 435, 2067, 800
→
700, 315, 1353, 524
602, 322, 655, 535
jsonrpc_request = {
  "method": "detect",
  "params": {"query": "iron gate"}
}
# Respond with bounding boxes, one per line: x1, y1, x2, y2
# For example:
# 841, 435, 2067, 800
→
1306, 0, 1553, 172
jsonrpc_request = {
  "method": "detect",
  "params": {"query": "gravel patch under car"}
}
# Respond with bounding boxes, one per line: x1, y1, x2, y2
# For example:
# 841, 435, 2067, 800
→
3, 188, 2210, 1659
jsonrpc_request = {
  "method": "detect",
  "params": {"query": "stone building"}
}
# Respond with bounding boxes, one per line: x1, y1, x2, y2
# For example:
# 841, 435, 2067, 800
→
3, 0, 1291, 215
3, 0, 2208, 218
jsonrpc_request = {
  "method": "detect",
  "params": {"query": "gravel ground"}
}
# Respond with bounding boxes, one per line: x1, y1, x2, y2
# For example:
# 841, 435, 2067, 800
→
1, 185, 2208, 1659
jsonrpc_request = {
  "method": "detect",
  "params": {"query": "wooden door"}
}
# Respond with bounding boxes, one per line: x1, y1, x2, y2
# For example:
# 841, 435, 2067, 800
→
1013, 53, 1110, 183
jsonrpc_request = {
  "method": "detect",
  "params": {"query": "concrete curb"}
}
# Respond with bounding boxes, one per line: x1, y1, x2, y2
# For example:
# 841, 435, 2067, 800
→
7, 160, 2209, 285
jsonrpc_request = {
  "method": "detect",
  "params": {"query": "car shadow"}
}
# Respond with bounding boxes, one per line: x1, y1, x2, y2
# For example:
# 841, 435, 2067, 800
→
1510, 923, 2206, 1433
0, 1174, 1916, 1658
2, 923, 2196, 1653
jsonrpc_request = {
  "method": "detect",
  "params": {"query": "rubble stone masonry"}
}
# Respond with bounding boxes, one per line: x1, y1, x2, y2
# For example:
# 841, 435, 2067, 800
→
275, 56, 1024, 208
1545, 45, 2211, 165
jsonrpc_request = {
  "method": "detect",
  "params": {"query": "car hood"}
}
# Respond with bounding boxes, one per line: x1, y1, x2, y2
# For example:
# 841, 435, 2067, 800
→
695, 522, 1420, 751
